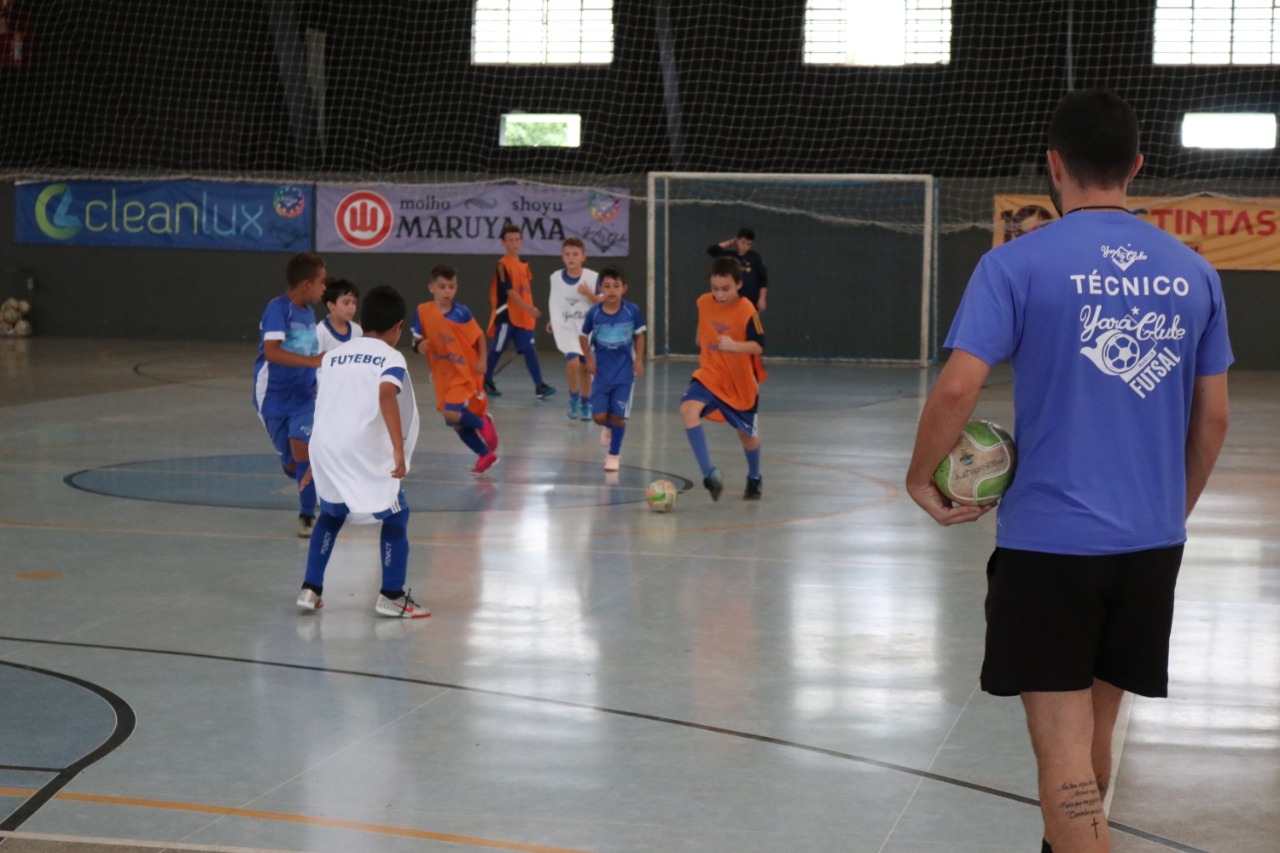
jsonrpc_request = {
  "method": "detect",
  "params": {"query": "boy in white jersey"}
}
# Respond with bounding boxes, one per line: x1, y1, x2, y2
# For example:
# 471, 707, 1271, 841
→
545, 236, 601, 420
295, 285, 430, 619
315, 278, 362, 352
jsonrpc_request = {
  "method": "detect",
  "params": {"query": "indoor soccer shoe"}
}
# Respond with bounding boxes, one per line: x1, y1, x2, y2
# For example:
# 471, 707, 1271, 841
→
480, 414, 500, 453
298, 515, 315, 538
535, 383, 556, 400
568, 399, 580, 420
483, 379, 502, 397
375, 591, 430, 619
296, 588, 323, 610
744, 476, 763, 500
580, 402, 593, 421
471, 452, 498, 475
604, 453, 621, 472
703, 469, 724, 502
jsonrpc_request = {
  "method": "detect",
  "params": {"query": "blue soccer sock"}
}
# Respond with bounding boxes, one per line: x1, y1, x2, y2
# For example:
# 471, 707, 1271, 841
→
302, 510, 346, 589
609, 424, 627, 455
295, 459, 317, 517
378, 507, 410, 596
685, 425, 714, 477
744, 446, 762, 479
570, 391, 581, 403
523, 348, 545, 385
484, 349, 502, 383
457, 427, 489, 456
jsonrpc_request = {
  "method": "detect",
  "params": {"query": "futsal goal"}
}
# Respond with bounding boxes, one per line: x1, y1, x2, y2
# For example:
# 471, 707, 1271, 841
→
647, 173, 938, 366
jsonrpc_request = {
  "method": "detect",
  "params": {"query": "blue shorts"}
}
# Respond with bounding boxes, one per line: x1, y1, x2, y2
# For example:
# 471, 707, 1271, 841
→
591, 381, 634, 421
681, 379, 759, 437
490, 322, 535, 354
262, 407, 314, 470
564, 353, 585, 363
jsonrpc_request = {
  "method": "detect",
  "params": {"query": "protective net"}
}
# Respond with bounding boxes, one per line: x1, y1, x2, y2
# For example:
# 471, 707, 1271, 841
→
2, 0, 1278, 232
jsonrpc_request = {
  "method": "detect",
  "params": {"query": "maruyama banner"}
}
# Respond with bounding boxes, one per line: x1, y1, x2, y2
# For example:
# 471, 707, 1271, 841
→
15, 180, 313, 251
994, 193, 1280, 271
316, 183, 630, 256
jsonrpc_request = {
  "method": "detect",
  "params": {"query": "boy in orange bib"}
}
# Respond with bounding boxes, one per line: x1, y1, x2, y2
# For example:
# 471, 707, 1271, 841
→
412, 265, 500, 474
679, 256, 767, 501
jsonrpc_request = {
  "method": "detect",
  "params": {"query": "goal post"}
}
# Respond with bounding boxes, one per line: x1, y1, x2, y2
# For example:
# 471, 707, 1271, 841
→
647, 172, 938, 366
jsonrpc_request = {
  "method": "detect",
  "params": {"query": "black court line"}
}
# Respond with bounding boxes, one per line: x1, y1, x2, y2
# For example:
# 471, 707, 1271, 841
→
0, 636, 1205, 853
0, 661, 137, 834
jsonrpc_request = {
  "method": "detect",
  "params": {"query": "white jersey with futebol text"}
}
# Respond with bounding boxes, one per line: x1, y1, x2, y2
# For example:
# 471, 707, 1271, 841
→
547, 268, 599, 356
310, 336, 420, 520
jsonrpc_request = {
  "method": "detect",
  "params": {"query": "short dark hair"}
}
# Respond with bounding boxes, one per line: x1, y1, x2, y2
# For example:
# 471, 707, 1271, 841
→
323, 277, 359, 307
360, 285, 406, 333
562, 236, 585, 251
736, 227, 755, 241
429, 264, 457, 282
598, 265, 625, 285
286, 252, 325, 287
710, 256, 743, 282
1048, 89, 1140, 189
500, 222, 521, 238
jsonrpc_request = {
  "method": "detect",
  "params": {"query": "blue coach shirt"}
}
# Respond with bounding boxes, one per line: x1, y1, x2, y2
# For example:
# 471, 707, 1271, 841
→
946, 210, 1232, 555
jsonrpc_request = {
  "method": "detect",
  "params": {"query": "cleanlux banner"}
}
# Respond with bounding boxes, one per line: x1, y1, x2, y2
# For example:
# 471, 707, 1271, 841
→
15, 180, 313, 251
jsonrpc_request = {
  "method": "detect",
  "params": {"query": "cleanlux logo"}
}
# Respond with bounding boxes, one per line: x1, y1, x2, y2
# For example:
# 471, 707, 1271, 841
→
335, 190, 393, 248
35, 183, 83, 240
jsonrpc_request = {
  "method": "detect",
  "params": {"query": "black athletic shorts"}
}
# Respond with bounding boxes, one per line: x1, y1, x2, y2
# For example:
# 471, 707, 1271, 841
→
980, 545, 1184, 698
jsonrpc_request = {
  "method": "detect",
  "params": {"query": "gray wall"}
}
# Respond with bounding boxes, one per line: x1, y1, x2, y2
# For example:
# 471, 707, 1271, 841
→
3, 181, 1277, 369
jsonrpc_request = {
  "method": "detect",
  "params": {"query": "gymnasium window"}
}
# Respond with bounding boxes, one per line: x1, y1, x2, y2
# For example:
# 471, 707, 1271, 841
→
1154, 0, 1280, 64
472, 0, 614, 65
803, 0, 952, 66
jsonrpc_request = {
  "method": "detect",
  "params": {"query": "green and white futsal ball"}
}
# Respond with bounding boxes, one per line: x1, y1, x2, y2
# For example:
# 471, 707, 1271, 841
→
645, 479, 678, 512
934, 420, 1016, 507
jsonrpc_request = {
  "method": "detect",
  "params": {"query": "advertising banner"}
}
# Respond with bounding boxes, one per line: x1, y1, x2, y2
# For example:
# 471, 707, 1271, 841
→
15, 180, 313, 251
316, 183, 629, 256
994, 193, 1280, 271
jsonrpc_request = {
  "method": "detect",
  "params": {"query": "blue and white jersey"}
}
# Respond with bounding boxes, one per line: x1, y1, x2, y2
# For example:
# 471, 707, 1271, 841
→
253, 295, 319, 417
581, 300, 646, 387
310, 336, 420, 518
316, 317, 362, 353
946, 210, 1233, 555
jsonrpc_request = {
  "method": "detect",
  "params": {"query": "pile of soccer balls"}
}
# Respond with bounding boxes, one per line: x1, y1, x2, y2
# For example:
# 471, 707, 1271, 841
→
0, 299, 31, 336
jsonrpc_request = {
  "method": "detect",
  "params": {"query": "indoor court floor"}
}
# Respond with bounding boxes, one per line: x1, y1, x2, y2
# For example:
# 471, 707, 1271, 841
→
0, 337, 1276, 853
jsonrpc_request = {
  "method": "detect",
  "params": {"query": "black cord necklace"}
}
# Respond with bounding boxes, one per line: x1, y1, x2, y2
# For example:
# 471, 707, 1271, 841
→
1065, 205, 1132, 215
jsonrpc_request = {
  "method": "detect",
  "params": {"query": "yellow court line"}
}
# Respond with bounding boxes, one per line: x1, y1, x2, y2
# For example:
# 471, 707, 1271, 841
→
0, 787, 595, 853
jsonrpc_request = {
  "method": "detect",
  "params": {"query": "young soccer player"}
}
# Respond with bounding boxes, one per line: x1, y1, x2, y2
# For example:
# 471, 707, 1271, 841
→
483, 222, 555, 400
679, 256, 767, 500
315, 278, 361, 353
295, 284, 430, 619
411, 264, 501, 475
546, 236, 601, 421
579, 267, 645, 472
253, 251, 327, 537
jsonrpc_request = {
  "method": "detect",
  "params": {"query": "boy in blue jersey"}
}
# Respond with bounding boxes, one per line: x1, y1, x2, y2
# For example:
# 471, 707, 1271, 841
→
295, 285, 429, 619
906, 90, 1231, 853
253, 252, 327, 537
578, 267, 645, 472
